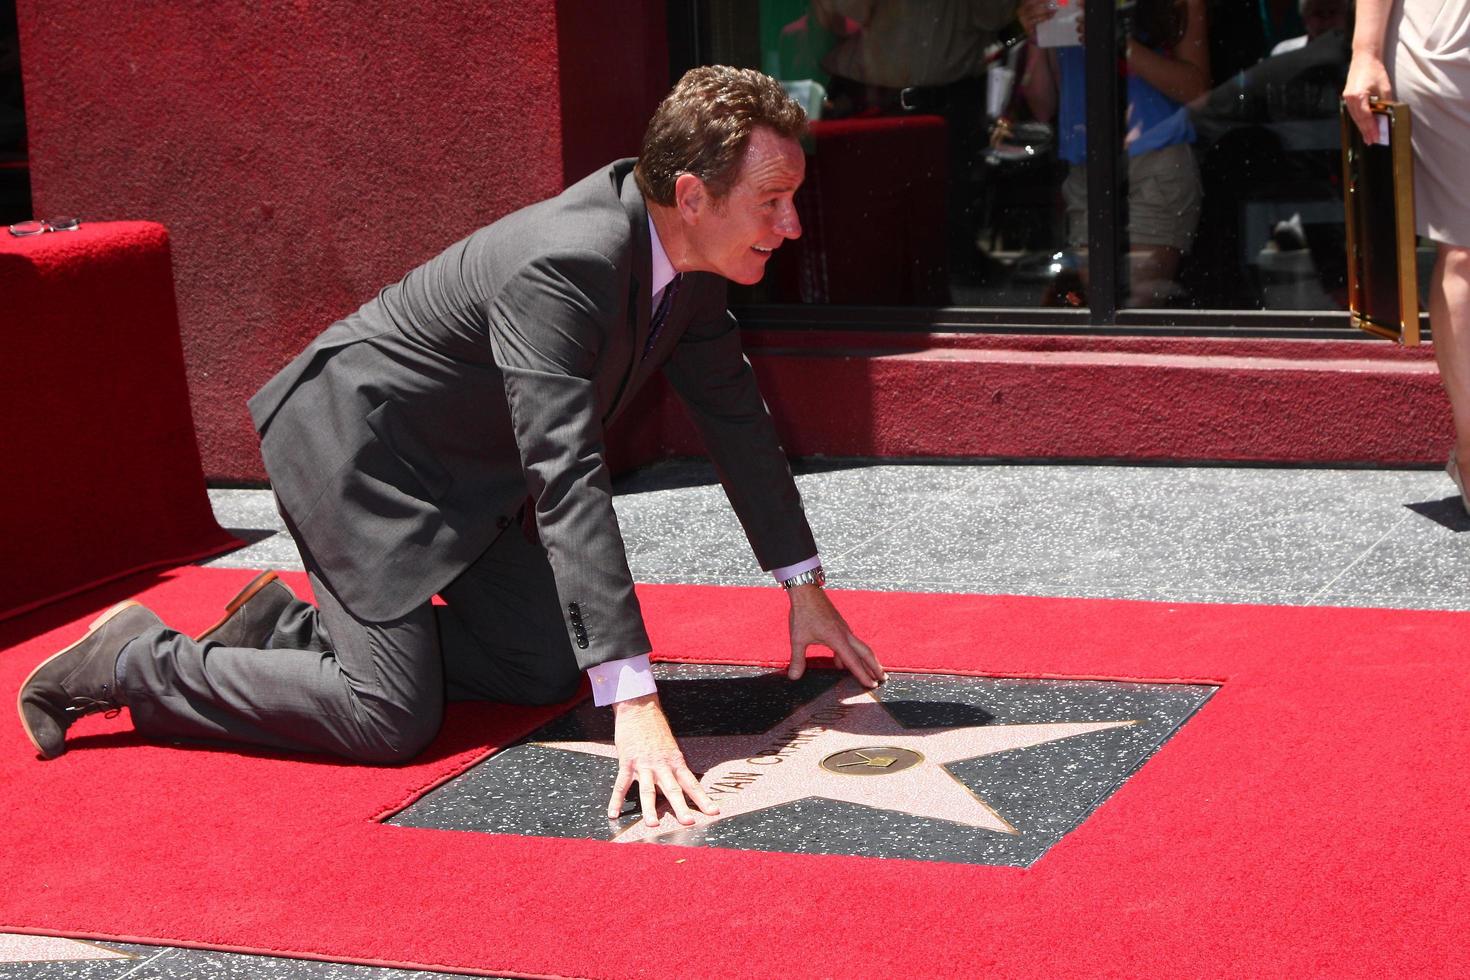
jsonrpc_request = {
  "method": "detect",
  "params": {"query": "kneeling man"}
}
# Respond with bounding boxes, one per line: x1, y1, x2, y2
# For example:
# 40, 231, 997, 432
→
18, 66, 883, 826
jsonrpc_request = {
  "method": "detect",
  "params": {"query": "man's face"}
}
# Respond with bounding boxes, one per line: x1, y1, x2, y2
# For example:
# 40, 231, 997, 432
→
686, 127, 805, 285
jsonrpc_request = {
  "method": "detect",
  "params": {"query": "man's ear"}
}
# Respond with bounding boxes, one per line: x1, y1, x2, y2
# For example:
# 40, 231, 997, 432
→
673, 172, 707, 223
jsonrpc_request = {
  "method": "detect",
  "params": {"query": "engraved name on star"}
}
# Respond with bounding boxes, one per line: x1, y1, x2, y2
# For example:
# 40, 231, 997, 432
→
536, 678, 1137, 844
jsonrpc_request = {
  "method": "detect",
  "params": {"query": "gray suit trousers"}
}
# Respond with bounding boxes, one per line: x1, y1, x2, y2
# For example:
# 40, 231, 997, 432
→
118, 518, 582, 763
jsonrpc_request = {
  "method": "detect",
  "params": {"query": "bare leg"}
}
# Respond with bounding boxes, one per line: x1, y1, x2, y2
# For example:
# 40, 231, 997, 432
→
1128, 245, 1183, 308
1057, 245, 1184, 309
1430, 245, 1470, 495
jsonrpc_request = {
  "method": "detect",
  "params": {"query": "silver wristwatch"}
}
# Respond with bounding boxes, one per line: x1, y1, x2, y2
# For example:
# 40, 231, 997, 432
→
780, 566, 826, 590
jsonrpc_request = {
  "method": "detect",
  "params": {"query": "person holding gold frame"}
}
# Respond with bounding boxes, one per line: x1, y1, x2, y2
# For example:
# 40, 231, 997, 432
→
1345, 1, 1470, 509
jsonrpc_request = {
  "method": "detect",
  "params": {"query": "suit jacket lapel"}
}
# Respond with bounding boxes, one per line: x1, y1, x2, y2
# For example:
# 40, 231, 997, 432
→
621, 172, 653, 357
607, 167, 653, 422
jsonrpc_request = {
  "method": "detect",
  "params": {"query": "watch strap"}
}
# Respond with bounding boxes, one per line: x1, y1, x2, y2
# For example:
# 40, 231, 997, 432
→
780, 566, 826, 590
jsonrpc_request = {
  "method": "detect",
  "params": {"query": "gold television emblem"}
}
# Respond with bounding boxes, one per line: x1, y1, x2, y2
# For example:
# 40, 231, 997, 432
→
821, 746, 924, 776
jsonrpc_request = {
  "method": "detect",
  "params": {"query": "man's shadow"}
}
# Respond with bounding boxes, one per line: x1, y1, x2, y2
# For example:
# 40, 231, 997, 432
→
532, 669, 997, 746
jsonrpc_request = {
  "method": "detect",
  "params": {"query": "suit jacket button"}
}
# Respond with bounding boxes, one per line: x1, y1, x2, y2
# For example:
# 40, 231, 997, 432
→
496, 516, 511, 530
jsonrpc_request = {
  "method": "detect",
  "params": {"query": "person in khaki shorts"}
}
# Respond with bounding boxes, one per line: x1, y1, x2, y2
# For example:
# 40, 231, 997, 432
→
1060, 142, 1203, 301
1022, 0, 1210, 306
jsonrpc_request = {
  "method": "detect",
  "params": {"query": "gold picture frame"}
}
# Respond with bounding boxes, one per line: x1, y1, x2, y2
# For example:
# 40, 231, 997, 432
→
1341, 99, 1419, 345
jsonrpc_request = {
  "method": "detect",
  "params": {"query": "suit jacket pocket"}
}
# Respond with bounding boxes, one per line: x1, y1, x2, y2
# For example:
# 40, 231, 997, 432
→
363, 401, 455, 501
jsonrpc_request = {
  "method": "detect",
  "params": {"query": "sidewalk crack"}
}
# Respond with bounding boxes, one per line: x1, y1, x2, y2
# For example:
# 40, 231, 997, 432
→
1309, 510, 1412, 601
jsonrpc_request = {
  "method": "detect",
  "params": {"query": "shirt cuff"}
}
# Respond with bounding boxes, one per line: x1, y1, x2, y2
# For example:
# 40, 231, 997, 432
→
587, 654, 658, 707
770, 554, 822, 583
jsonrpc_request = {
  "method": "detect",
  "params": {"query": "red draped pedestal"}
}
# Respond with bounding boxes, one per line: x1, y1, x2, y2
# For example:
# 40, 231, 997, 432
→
0, 221, 237, 621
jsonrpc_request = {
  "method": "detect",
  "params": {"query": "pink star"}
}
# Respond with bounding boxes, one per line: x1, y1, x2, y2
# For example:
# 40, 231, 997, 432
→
537, 678, 1137, 844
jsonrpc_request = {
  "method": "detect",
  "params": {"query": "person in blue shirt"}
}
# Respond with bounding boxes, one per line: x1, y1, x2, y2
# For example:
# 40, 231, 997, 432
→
1022, 0, 1211, 307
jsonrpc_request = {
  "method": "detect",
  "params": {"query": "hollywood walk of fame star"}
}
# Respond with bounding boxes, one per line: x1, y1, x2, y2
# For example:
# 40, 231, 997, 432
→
536, 677, 1137, 844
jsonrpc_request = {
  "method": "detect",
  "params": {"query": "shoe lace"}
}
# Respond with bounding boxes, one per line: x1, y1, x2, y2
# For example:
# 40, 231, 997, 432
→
65, 696, 121, 719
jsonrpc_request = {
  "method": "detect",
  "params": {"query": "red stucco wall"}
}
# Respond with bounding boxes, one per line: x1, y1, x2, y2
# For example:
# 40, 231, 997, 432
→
17, 0, 665, 481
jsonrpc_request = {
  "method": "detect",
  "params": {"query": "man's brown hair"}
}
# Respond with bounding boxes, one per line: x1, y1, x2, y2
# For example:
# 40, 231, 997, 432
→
635, 66, 808, 207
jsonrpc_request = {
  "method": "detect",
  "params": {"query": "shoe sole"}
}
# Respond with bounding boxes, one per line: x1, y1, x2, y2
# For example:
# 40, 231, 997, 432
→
194, 570, 281, 643
16, 600, 142, 758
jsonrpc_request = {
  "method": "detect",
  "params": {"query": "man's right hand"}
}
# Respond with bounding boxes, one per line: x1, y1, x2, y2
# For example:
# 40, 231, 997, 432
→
608, 693, 719, 827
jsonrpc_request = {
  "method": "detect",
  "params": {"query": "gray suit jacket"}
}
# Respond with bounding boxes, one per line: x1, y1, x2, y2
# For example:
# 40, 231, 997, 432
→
248, 160, 816, 669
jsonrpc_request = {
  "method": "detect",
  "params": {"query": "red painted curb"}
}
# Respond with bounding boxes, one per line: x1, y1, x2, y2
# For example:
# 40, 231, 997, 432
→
609, 332, 1451, 468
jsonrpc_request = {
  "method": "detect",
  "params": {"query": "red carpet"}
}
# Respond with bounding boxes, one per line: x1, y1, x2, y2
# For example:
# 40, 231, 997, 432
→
1, 566, 1466, 978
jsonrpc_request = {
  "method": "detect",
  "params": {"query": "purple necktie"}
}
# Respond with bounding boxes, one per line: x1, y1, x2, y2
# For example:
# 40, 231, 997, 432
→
643, 273, 683, 359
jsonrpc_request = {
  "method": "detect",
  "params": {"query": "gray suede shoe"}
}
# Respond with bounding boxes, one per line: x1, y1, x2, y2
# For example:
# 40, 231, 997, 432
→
17, 600, 162, 759
195, 570, 298, 648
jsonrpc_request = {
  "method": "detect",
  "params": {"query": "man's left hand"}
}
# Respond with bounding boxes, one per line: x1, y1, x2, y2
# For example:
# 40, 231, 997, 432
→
787, 585, 885, 687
